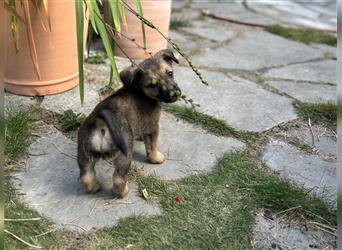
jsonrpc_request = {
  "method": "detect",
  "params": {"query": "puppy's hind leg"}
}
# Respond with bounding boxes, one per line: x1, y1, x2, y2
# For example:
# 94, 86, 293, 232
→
78, 148, 101, 193
113, 131, 133, 198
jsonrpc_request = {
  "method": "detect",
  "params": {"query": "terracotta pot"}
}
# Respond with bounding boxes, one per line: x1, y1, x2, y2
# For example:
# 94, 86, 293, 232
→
114, 0, 171, 59
4, 0, 88, 96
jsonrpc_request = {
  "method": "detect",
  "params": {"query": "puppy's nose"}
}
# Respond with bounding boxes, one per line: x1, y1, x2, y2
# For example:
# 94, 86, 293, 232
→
173, 84, 181, 94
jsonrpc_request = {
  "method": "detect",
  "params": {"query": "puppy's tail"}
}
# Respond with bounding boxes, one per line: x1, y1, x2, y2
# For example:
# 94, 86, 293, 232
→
98, 109, 127, 156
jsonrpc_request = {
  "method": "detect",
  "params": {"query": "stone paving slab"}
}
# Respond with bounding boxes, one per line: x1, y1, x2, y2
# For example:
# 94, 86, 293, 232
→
133, 112, 244, 179
266, 80, 336, 104
180, 20, 238, 42
191, 1, 336, 31
286, 123, 336, 157
311, 43, 336, 58
174, 66, 297, 132
190, 3, 276, 26
252, 211, 335, 250
41, 82, 102, 116
171, 8, 201, 21
267, 1, 336, 30
264, 60, 336, 85
13, 124, 160, 231
263, 140, 336, 206
247, 1, 336, 30
13, 114, 243, 230
181, 26, 235, 42
168, 31, 216, 53
5, 93, 38, 111
172, 0, 188, 10
191, 30, 326, 71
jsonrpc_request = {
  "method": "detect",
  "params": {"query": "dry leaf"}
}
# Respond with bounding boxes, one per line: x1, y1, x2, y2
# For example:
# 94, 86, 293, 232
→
142, 188, 149, 200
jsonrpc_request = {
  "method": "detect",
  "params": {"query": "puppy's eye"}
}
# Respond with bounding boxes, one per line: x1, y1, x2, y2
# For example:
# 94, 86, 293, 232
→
167, 71, 173, 77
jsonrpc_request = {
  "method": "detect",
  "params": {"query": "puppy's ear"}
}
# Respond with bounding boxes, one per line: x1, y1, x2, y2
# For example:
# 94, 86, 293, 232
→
161, 49, 179, 64
120, 66, 142, 89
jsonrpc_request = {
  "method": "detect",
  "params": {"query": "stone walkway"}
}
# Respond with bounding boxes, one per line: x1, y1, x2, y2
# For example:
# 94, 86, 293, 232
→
5, 0, 336, 248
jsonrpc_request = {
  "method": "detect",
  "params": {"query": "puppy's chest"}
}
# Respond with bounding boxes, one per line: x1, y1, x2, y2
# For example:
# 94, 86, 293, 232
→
135, 115, 160, 137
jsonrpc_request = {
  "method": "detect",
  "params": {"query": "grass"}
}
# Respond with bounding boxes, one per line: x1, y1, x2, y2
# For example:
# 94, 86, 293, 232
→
170, 19, 190, 30
86, 52, 105, 64
5, 110, 35, 160
59, 109, 86, 132
3, 110, 60, 249
265, 24, 337, 46
96, 151, 335, 249
5, 178, 62, 249
289, 139, 311, 152
4, 106, 336, 248
5, 150, 335, 249
163, 104, 257, 144
294, 101, 337, 129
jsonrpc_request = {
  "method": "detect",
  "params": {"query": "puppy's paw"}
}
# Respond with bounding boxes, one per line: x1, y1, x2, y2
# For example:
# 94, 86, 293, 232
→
113, 177, 129, 198
147, 151, 165, 164
81, 174, 102, 193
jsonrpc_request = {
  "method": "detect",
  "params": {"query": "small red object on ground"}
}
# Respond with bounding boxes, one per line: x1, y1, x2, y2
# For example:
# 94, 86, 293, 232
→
175, 195, 182, 202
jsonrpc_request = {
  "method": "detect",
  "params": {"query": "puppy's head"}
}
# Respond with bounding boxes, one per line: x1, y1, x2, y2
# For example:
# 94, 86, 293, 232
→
120, 49, 181, 103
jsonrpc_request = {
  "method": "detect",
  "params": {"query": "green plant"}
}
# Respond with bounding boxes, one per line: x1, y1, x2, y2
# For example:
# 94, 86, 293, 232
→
5, 0, 207, 108
76, 1, 208, 104
294, 101, 337, 129
86, 52, 105, 64
5, 110, 35, 160
59, 109, 86, 131
170, 19, 189, 29
4, 0, 146, 99
5, 0, 50, 80
163, 104, 257, 143
265, 24, 337, 46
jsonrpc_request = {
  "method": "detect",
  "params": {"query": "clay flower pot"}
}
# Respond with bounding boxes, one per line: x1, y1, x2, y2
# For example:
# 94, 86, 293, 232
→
4, 0, 88, 96
114, 0, 172, 59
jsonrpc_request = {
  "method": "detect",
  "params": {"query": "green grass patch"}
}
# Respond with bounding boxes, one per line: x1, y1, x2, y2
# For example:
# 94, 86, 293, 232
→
164, 105, 257, 143
4, 106, 335, 248
170, 19, 190, 29
5, 178, 95, 249
86, 52, 105, 64
289, 139, 311, 151
96, 151, 335, 249
5, 110, 35, 160
5, 178, 59, 249
265, 24, 337, 46
294, 101, 336, 129
59, 109, 86, 132
5, 150, 335, 248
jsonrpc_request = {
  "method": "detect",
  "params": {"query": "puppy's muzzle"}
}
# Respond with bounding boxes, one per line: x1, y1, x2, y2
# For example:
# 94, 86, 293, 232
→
161, 84, 181, 103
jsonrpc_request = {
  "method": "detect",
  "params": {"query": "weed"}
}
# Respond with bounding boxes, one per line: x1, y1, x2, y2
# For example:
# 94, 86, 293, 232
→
164, 104, 257, 143
170, 19, 189, 29
86, 52, 105, 64
294, 101, 336, 129
59, 109, 86, 132
265, 24, 337, 46
5, 110, 35, 160
96, 151, 335, 249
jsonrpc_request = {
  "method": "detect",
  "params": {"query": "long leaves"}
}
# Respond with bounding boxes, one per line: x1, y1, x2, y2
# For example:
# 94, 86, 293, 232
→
7, 0, 20, 52
22, 0, 41, 80
92, 1, 120, 82
107, 0, 121, 34
5, 0, 49, 78
75, 0, 84, 104
134, 0, 146, 49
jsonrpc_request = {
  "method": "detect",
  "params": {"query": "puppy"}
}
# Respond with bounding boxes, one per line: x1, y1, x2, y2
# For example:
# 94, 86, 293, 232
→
77, 49, 181, 198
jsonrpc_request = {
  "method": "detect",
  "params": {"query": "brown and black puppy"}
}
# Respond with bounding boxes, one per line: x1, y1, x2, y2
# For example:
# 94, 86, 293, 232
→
77, 49, 181, 198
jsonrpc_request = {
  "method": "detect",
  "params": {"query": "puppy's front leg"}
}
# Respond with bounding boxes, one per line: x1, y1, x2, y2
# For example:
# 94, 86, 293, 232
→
144, 133, 165, 164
